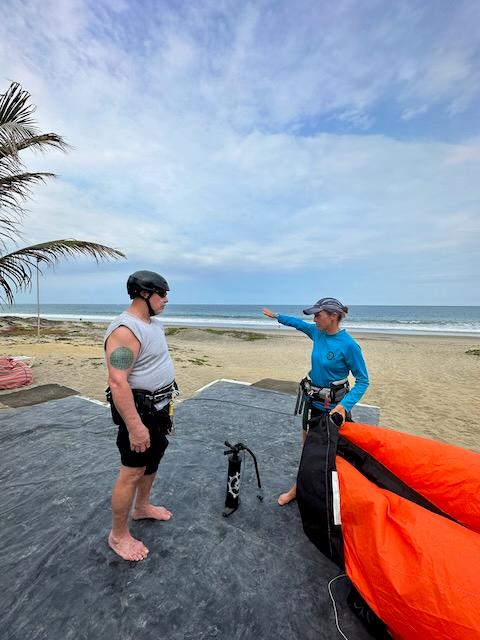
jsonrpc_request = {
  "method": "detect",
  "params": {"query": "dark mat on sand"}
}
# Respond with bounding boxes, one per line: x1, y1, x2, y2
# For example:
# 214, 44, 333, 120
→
252, 378, 298, 394
0, 383, 78, 407
0, 382, 377, 640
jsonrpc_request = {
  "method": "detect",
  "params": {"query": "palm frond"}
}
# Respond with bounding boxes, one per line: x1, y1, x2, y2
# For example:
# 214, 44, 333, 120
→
0, 82, 37, 128
0, 133, 70, 160
0, 83, 70, 236
0, 82, 127, 306
0, 253, 32, 305
0, 216, 23, 248
0, 240, 126, 305
16, 239, 126, 263
0, 82, 39, 156
0, 172, 55, 246
0, 171, 54, 203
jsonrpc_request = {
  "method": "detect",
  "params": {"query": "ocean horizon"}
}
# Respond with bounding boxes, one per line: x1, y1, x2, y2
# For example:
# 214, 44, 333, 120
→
2, 304, 480, 337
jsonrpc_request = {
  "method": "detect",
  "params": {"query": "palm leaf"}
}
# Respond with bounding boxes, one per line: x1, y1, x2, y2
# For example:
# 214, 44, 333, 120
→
0, 82, 126, 306
0, 133, 69, 160
0, 171, 54, 205
0, 82, 37, 128
0, 240, 126, 305
0, 82, 40, 156
0, 172, 55, 246
0, 217, 22, 247
0, 84, 69, 237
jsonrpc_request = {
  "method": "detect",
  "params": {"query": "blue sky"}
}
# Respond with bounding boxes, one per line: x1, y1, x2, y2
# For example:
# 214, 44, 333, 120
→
1, 0, 479, 305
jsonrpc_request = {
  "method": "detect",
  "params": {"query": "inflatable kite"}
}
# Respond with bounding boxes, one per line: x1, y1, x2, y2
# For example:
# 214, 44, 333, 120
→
297, 418, 480, 639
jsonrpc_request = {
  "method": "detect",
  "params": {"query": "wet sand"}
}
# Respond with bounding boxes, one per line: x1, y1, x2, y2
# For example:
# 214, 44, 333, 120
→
1, 316, 479, 451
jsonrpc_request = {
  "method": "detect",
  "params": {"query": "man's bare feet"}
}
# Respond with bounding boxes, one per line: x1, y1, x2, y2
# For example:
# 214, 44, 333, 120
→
132, 505, 172, 521
278, 487, 297, 506
108, 531, 149, 561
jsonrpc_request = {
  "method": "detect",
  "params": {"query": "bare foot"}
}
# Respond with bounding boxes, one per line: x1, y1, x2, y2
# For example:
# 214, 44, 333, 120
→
278, 488, 297, 506
132, 505, 172, 521
108, 531, 149, 561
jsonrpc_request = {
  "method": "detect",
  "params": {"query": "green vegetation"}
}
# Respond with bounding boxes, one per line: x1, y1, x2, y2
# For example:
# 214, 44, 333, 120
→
465, 349, 480, 356
165, 326, 267, 341
0, 325, 69, 337
165, 327, 187, 336
205, 328, 267, 341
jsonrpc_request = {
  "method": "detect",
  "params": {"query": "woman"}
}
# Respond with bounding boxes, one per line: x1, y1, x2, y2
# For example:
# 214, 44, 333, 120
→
263, 297, 369, 506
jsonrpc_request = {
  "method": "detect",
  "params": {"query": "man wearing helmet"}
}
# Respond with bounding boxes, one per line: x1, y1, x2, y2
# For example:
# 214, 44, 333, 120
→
104, 270, 177, 561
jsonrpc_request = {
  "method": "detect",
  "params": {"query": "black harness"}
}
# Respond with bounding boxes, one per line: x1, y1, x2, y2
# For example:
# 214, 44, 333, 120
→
106, 380, 179, 428
294, 376, 350, 416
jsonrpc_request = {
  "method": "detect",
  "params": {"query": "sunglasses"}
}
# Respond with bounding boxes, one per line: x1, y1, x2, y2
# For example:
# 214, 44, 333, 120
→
154, 289, 168, 298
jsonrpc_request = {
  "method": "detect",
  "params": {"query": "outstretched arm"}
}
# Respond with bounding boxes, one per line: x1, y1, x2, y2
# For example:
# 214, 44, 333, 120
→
106, 326, 150, 453
263, 307, 315, 339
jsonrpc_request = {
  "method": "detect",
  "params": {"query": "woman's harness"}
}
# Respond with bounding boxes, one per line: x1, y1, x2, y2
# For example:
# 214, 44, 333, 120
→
294, 376, 349, 415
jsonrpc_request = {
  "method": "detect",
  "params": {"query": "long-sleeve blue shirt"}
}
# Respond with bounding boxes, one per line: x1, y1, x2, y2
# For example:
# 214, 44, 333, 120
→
277, 315, 369, 412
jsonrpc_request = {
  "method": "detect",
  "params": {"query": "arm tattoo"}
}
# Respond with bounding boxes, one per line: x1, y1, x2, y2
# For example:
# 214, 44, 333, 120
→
110, 347, 134, 370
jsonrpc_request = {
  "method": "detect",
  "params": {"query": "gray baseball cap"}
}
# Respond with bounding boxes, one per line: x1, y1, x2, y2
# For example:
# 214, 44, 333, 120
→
303, 297, 346, 315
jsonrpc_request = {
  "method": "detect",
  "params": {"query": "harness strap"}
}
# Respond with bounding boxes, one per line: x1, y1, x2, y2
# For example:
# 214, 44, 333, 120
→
294, 376, 349, 415
106, 380, 179, 413
130, 381, 178, 403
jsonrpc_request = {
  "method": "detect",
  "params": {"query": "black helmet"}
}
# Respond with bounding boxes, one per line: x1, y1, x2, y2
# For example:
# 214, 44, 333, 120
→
126, 270, 169, 299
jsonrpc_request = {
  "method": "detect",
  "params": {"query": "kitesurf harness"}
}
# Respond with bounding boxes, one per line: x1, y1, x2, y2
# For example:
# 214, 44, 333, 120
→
294, 375, 349, 415
106, 380, 179, 430
133, 380, 179, 409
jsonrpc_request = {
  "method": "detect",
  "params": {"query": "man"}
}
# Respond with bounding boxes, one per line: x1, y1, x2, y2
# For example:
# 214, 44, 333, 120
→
105, 270, 178, 561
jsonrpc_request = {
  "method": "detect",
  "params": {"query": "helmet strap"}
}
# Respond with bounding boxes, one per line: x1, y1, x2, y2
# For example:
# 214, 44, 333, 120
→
144, 292, 156, 317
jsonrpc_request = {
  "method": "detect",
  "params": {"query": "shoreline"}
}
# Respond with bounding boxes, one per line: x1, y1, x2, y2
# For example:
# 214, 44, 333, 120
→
1, 316, 479, 452
1, 313, 479, 339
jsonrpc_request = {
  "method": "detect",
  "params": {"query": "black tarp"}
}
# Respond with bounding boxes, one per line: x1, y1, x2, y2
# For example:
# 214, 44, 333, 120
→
0, 380, 378, 640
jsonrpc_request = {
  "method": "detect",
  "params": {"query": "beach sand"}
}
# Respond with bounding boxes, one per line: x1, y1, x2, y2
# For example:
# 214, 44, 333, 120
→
1, 316, 479, 452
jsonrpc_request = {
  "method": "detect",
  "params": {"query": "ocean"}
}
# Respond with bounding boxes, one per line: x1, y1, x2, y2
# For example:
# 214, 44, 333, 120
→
1, 304, 480, 337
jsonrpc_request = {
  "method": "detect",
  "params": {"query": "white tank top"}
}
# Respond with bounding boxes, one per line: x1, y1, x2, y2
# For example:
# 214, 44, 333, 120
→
104, 312, 175, 397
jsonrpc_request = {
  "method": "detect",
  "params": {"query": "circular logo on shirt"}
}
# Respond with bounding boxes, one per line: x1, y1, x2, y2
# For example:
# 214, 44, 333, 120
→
327, 351, 335, 360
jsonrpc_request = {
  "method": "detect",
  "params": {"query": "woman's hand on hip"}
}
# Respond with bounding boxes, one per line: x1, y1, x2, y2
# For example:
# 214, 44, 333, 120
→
330, 404, 346, 426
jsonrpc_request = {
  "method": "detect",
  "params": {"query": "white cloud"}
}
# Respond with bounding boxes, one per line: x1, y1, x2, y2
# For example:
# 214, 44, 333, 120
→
2, 0, 479, 130
10, 129, 479, 272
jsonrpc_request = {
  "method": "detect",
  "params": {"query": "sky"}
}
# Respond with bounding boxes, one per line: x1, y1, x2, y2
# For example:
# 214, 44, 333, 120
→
1, 0, 479, 305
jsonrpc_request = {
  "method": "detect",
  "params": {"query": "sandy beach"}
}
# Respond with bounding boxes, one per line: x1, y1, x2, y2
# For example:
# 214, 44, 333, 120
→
1, 316, 479, 452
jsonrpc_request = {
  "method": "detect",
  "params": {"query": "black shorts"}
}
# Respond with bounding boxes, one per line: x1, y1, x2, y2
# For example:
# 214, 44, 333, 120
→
302, 404, 353, 431
116, 406, 171, 475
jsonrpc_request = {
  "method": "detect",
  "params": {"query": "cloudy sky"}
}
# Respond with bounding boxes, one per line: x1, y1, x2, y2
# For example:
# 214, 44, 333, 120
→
1, 0, 479, 305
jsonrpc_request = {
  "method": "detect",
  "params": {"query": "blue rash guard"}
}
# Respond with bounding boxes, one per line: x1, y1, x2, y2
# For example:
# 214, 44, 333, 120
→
277, 315, 369, 412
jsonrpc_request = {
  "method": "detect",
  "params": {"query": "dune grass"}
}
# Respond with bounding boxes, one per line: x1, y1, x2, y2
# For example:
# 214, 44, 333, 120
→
465, 348, 480, 356
205, 328, 267, 341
